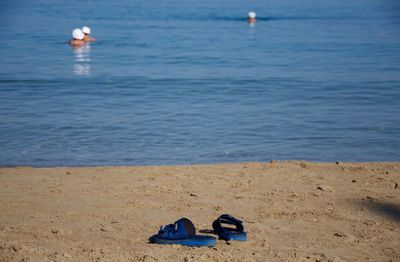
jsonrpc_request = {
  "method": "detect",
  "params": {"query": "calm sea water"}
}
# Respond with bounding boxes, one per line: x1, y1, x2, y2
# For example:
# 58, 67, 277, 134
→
0, 0, 400, 166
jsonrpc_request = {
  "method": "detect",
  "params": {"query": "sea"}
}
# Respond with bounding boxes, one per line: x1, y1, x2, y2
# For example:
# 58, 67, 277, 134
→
0, 0, 399, 166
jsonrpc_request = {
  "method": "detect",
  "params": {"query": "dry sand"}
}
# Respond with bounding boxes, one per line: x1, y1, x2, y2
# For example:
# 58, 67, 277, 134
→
0, 161, 399, 261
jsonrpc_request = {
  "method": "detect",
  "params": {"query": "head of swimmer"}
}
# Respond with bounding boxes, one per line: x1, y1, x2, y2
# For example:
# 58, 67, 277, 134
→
70, 28, 85, 47
81, 26, 96, 42
247, 11, 256, 23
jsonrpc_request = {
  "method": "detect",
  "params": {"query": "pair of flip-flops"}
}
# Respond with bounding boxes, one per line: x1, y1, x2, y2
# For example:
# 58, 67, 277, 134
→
149, 214, 247, 247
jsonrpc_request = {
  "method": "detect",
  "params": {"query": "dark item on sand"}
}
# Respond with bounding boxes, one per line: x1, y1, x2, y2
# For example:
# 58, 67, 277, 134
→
149, 218, 216, 247
212, 214, 247, 241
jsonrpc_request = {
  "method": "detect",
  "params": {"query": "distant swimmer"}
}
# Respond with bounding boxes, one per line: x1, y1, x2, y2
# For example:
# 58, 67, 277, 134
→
82, 26, 96, 42
247, 11, 256, 23
70, 28, 85, 47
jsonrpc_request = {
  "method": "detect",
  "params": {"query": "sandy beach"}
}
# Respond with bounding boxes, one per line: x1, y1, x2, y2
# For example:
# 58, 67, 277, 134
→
0, 161, 399, 261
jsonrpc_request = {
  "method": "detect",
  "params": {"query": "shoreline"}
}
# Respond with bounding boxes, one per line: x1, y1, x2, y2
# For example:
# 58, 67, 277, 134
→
1, 161, 399, 261
1, 159, 399, 168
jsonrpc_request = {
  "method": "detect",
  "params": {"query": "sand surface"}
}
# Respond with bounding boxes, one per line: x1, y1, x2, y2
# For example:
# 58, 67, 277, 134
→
0, 161, 399, 261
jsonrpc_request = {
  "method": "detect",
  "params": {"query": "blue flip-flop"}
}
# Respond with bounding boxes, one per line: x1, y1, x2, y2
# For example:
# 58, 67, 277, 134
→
212, 214, 247, 241
149, 218, 216, 247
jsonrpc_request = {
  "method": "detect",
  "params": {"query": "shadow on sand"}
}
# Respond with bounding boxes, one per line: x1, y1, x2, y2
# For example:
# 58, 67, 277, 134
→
358, 197, 400, 221
199, 229, 216, 235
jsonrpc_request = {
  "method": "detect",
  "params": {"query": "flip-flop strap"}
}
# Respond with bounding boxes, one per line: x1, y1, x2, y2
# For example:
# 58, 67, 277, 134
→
158, 218, 195, 239
213, 214, 244, 233
158, 223, 176, 236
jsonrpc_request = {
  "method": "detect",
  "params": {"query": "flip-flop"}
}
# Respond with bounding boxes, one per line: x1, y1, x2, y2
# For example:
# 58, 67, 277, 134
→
212, 214, 247, 241
149, 218, 216, 247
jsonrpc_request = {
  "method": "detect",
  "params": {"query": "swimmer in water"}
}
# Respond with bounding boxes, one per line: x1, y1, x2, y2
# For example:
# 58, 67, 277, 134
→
70, 28, 85, 47
82, 26, 96, 42
247, 11, 256, 23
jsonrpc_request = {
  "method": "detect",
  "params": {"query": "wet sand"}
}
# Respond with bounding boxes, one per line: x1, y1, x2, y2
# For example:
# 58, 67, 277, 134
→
0, 161, 399, 261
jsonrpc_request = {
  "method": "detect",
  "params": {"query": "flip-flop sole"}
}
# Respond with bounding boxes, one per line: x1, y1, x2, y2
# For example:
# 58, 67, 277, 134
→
218, 231, 247, 241
149, 235, 216, 247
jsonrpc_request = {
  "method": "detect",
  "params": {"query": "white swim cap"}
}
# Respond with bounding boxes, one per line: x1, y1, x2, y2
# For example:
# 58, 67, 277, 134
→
72, 28, 84, 40
82, 26, 91, 34
248, 11, 256, 19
